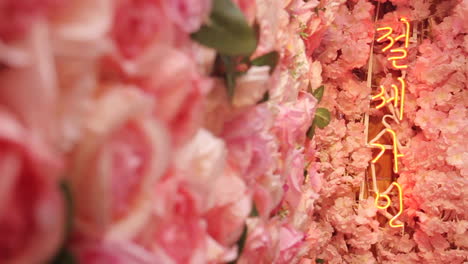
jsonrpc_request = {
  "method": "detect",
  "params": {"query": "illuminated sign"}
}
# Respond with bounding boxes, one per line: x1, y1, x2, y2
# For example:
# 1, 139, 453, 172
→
368, 17, 411, 229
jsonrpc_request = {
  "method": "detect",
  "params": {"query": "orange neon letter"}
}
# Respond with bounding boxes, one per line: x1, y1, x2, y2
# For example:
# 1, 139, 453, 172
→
389, 182, 404, 228
398, 77, 405, 120
388, 48, 408, 69
372, 85, 386, 109
386, 129, 404, 173
389, 84, 399, 107
395, 18, 410, 48
375, 192, 391, 209
376, 27, 395, 52
371, 143, 386, 163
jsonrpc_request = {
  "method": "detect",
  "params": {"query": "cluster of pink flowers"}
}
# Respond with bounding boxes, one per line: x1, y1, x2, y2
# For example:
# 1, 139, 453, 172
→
299, 0, 468, 263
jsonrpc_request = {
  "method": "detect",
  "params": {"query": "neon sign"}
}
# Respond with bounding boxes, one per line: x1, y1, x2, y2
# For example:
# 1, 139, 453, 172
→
368, 17, 411, 229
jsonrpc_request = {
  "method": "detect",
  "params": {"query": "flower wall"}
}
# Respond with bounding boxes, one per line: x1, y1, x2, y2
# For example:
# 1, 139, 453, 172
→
0, 0, 466, 264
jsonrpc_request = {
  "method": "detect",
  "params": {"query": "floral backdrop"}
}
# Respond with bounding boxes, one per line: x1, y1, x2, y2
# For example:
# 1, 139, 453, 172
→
0, 0, 466, 264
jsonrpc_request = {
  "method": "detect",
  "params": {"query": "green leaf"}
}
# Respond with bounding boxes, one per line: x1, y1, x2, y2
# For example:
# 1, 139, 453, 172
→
312, 85, 325, 103
191, 0, 257, 56
220, 55, 236, 99
60, 180, 74, 238
314, 108, 331, 128
316, 259, 325, 263
250, 203, 259, 217
306, 123, 316, 139
226, 72, 236, 99
51, 248, 77, 264
257, 91, 269, 104
251, 51, 279, 73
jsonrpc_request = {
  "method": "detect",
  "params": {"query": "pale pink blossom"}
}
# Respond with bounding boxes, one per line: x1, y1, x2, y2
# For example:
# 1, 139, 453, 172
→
233, 66, 271, 108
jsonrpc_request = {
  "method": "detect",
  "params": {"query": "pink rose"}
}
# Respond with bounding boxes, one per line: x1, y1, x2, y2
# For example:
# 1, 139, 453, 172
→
0, 23, 59, 146
238, 219, 304, 264
163, 0, 212, 33
0, 109, 64, 264
69, 88, 170, 240
139, 48, 212, 146
204, 164, 251, 246
73, 239, 171, 264
176, 128, 227, 212
137, 173, 207, 264
273, 91, 317, 154
283, 148, 306, 209
276, 225, 305, 263
112, 0, 175, 59
50, 0, 113, 43
0, 0, 63, 40
221, 105, 277, 183
237, 218, 277, 264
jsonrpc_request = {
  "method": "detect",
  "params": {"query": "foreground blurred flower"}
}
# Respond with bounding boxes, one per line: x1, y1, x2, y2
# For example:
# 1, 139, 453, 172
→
163, 0, 212, 33
238, 218, 305, 264
69, 88, 170, 240
73, 239, 171, 264
0, 109, 64, 264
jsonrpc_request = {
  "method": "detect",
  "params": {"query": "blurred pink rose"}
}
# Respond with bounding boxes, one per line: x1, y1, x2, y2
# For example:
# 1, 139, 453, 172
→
50, 0, 113, 43
70, 88, 170, 240
0, 109, 64, 264
176, 128, 227, 212
222, 105, 277, 183
138, 173, 207, 264
276, 225, 305, 264
237, 218, 277, 264
204, 164, 251, 247
0, 0, 63, 40
0, 22, 59, 147
238, 219, 304, 264
73, 239, 171, 264
253, 172, 284, 217
140, 48, 213, 146
112, 0, 175, 59
283, 148, 305, 209
273, 91, 317, 154
163, 0, 212, 33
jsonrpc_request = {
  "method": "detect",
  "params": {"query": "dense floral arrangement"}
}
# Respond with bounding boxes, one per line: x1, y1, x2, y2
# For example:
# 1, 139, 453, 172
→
0, 0, 466, 264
